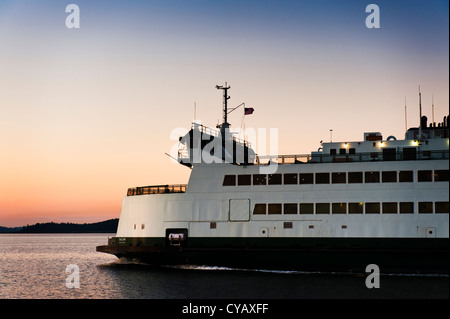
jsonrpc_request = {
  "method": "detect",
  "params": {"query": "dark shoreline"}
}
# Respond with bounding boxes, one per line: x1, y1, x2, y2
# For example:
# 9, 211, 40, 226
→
0, 218, 118, 233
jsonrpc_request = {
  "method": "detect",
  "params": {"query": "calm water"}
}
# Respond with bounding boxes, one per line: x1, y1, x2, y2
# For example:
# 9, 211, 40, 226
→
0, 234, 448, 299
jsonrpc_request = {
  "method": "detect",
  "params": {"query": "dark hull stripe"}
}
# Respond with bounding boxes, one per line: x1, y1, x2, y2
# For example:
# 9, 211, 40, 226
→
96, 237, 449, 274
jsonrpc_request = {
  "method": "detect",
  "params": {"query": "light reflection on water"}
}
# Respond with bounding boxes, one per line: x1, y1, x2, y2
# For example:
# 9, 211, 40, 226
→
0, 234, 448, 299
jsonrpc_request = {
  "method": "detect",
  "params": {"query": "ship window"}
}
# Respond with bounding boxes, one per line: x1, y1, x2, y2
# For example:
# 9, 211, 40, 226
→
348, 172, 363, 183
365, 202, 380, 214
339, 148, 346, 155
332, 172, 346, 184
134, 224, 136, 230
299, 203, 314, 214
400, 202, 414, 214
223, 175, 236, 186
330, 149, 336, 155
332, 203, 347, 214
382, 202, 397, 214
284, 173, 298, 184
349, 202, 363, 214
382, 171, 397, 183
299, 173, 313, 184
283, 222, 293, 229
238, 174, 251, 186
210, 222, 217, 229
418, 170, 432, 182
316, 203, 330, 214
253, 204, 266, 215
403, 147, 416, 160
315, 173, 330, 184
284, 203, 298, 215
268, 203, 282, 215
435, 202, 449, 214
419, 202, 433, 214
349, 148, 356, 155
383, 148, 396, 161
365, 171, 380, 183
141, 224, 145, 229
253, 174, 267, 185
399, 171, 413, 182
434, 170, 449, 182
268, 174, 282, 185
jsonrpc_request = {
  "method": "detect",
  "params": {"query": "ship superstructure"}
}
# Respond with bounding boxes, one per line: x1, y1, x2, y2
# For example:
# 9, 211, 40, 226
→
97, 85, 449, 273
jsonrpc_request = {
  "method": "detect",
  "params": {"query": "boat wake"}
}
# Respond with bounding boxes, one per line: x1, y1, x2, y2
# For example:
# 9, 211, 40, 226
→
161, 264, 449, 278
97, 258, 448, 278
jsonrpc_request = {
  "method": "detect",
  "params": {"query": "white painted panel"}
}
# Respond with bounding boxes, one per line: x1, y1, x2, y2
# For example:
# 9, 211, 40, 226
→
229, 199, 250, 221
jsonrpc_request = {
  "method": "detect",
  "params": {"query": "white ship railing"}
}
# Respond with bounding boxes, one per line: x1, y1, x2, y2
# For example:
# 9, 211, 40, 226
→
127, 184, 187, 196
254, 150, 448, 165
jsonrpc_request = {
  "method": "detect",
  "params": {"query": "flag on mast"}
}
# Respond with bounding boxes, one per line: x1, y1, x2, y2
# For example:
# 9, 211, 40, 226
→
244, 107, 254, 115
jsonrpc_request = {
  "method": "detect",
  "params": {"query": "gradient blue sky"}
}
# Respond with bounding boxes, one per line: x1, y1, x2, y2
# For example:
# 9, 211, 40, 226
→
0, 0, 448, 226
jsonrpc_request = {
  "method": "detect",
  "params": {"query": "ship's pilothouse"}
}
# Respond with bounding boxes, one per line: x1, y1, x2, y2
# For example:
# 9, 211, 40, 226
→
178, 83, 256, 167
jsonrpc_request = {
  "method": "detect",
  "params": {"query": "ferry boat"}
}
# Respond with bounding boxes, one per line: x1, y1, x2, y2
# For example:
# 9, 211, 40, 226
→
97, 84, 449, 273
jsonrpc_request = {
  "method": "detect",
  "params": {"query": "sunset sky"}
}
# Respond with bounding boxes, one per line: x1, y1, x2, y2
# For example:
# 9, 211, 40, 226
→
0, 0, 448, 226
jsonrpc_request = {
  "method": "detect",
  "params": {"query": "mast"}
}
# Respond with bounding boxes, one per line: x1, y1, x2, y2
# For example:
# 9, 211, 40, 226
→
216, 83, 231, 133
419, 86, 423, 139
432, 94, 434, 125
404, 96, 407, 132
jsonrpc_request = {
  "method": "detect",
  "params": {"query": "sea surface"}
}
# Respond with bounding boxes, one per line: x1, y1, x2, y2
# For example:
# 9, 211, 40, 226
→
0, 234, 448, 300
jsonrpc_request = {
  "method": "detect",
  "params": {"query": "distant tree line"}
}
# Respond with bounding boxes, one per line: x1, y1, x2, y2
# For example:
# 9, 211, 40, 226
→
0, 219, 119, 233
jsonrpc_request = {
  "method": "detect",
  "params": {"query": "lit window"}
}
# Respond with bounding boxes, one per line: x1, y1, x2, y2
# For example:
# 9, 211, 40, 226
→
332, 203, 347, 214
349, 202, 363, 214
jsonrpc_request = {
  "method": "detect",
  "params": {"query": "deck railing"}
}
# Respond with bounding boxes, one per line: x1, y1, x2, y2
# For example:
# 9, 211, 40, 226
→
254, 150, 448, 165
127, 184, 187, 196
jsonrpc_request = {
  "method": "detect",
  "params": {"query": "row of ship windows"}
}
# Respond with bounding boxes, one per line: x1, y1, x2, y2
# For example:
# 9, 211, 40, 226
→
223, 170, 449, 186
252, 201, 449, 215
